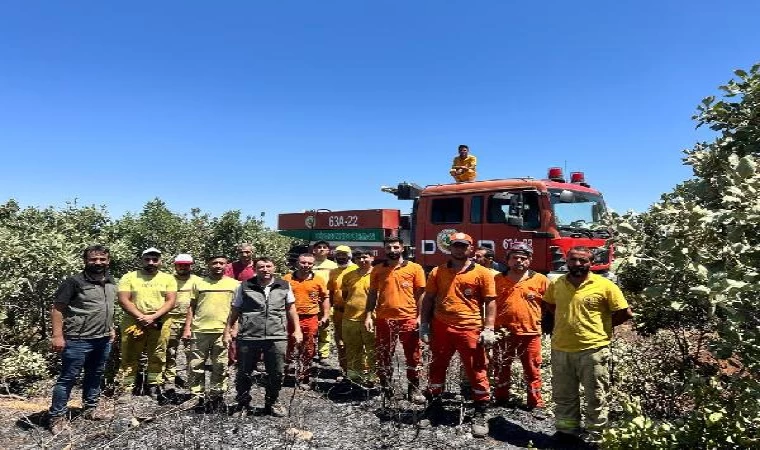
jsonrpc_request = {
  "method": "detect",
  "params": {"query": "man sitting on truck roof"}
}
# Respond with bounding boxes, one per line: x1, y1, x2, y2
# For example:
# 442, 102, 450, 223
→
450, 144, 477, 183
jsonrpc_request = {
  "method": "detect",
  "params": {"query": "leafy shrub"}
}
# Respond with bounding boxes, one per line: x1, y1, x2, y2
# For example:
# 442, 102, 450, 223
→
0, 198, 291, 391
605, 63, 760, 448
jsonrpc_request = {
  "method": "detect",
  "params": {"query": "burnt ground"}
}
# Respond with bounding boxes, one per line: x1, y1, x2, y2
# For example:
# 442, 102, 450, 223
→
4, 348, 594, 450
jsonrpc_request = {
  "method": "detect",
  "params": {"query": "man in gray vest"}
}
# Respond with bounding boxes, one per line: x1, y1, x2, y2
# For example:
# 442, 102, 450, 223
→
224, 257, 303, 417
48, 244, 117, 434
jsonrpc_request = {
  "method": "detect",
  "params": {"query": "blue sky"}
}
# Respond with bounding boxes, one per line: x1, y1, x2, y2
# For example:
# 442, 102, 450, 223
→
1, 1, 758, 228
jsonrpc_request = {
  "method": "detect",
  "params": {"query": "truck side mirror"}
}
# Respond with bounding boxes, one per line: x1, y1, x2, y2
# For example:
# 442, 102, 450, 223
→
507, 215, 524, 227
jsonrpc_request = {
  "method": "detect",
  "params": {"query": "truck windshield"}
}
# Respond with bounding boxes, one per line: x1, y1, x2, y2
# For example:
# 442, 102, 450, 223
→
549, 189, 608, 237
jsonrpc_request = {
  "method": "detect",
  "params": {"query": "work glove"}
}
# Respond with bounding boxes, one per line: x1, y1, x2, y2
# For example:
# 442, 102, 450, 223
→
419, 322, 431, 344
479, 327, 496, 347
124, 324, 144, 338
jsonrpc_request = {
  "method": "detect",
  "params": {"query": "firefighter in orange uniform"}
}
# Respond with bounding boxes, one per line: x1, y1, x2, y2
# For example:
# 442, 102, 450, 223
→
492, 242, 549, 417
419, 232, 497, 438
283, 253, 330, 385
364, 237, 427, 403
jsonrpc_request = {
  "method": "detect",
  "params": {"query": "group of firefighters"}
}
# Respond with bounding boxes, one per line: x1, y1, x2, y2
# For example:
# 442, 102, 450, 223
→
48, 233, 632, 446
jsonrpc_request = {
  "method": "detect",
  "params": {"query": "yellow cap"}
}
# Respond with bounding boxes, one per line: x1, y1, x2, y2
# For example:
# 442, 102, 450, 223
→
335, 245, 352, 254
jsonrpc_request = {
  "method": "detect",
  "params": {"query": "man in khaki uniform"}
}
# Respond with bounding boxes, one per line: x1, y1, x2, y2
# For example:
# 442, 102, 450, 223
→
162, 253, 200, 390
182, 255, 239, 410
544, 246, 633, 445
117, 247, 177, 400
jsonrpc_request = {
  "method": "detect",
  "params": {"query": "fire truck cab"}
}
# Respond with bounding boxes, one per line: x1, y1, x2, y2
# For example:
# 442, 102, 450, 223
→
408, 168, 612, 275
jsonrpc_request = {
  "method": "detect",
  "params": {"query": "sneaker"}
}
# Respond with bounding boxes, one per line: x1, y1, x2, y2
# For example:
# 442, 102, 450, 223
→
264, 402, 288, 417
82, 403, 114, 421
417, 398, 443, 429
49, 415, 68, 434
407, 385, 426, 405
471, 409, 489, 438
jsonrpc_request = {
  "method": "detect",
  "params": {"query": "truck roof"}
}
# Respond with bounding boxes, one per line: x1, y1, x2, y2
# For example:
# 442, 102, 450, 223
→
420, 178, 602, 196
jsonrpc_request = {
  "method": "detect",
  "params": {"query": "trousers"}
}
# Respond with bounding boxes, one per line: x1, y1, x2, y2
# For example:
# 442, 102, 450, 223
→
493, 333, 543, 407
49, 337, 111, 417
426, 318, 490, 402
375, 317, 421, 386
552, 346, 611, 438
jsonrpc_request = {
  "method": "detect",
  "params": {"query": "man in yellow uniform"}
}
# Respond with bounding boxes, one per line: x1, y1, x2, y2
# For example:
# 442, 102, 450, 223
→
117, 247, 177, 400
162, 253, 200, 391
182, 255, 239, 411
327, 245, 357, 374
312, 240, 338, 363
337, 249, 376, 393
449, 144, 477, 182
544, 246, 633, 445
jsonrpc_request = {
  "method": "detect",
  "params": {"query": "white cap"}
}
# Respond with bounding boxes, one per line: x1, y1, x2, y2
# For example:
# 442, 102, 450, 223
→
141, 247, 162, 256
174, 253, 193, 264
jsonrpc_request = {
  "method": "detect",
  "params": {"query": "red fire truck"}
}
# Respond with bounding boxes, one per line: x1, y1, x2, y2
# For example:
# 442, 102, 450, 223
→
278, 168, 613, 276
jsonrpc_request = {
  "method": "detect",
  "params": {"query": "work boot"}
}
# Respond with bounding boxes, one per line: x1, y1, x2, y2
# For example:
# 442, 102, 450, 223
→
381, 384, 395, 400
459, 382, 472, 401
205, 395, 226, 413
147, 384, 166, 403
264, 401, 288, 418
417, 397, 444, 429
407, 384, 426, 405
553, 430, 584, 446
48, 415, 68, 435
233, 402, 252, 418
471, 402, 489, 438
492, 396, 518, 408
332, 379, 355, 396
82, 402, 114, 421
193, 396, 206, 413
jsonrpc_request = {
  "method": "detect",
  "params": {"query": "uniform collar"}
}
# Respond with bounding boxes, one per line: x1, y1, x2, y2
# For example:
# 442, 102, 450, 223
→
383, 259, 409, 268
562, 272, 598, 287
292, 270, 315, 281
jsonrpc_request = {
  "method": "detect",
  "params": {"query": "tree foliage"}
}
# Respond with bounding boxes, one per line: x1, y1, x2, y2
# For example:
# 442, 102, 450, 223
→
0, 199, 291, 390
606, 63, 760, 448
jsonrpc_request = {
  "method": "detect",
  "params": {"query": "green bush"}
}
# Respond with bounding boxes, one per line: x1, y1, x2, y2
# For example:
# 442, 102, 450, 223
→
0, 198, 291, 391
605, 63, 760, 448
